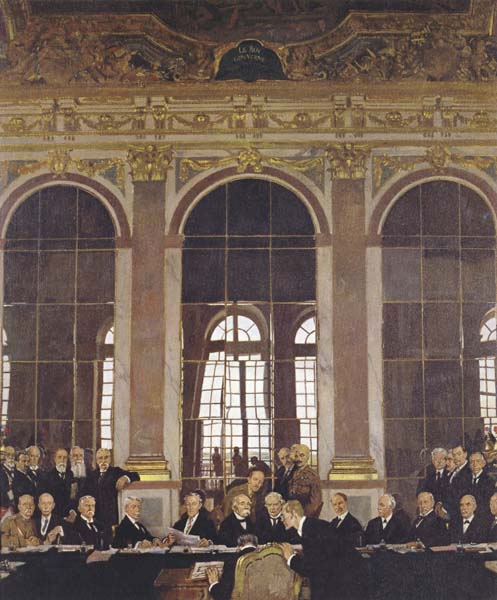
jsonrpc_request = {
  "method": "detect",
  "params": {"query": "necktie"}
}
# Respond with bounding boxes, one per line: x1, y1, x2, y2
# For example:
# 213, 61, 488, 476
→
436, 471, 441, 481
41, 518, 49, 536
415, 517, 424, 528
184, 518, 193, 535
271, 518, 278, 527
463, 519, 470, 533
472, 477, 478, 485
336, 518, 342, 528
492, 519, 497, 529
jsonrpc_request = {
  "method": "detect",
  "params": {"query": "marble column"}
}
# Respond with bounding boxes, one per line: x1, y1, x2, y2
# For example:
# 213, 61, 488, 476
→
327, 145, 377, 480
125, 145, 174, 480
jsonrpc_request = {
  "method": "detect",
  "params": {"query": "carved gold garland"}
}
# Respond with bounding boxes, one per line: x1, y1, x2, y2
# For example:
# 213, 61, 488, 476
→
180, 148, 324, 184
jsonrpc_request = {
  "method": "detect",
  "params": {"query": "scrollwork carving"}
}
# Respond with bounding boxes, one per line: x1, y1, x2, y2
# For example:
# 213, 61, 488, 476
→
127, 144, 174, 182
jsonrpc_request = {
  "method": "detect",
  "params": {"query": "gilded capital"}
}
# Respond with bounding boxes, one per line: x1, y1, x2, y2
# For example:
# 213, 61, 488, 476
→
326, 143, 369, 180
127, 144, 174, 182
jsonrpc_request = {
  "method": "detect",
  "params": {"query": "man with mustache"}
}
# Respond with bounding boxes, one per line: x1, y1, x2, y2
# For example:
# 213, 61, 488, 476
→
1, 494, 41, 548
287, 444, 322, 517
218, 494, 256, 547
40, 448, 75, 517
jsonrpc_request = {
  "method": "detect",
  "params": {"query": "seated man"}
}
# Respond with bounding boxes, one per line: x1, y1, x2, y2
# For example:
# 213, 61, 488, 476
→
170, 489, 217, 547
449, 494, 489, 544
218, 494, 256, 547
112, 496, 160, 549
206, 533, 258, 600
329, 492, 363, 546
222, 468, 266, 521
256, 491, 293, 544
36, 492, 70, 545
1, 494, 40, 548
488, 493, 497, 543
365, 494, 408, 545
69, 495, 108, 549
407, 491, 448, 548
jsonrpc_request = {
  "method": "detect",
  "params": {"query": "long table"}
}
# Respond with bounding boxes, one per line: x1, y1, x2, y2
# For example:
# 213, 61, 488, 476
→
0, 546, 496, 600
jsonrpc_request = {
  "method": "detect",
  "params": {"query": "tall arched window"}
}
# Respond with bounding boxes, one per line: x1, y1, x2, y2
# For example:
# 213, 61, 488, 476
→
3, 185, 115, 450
381, 180, 495, 510
294, 315, 317, 468
479, 309, 497, 437
1, 330, 10, 434
98, 324, 114, 449
198, 312, 269, 477
181, 178, 317, 493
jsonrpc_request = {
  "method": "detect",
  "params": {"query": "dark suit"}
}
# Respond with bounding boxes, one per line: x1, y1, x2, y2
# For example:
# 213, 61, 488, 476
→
407, 510, 449, 547
112, 514, 155, 548
25, 467, 44, 499
255, 510, 290, 544
218, 512, 255, 547
487, 518, 497, 543
416, 466, 450, 504
289, 517, 355, 600
0, 466, 15, 509
173, 507, 218, 543
330, 512, 364, 547
449, 514, 490, 544
365, 513, 409, 545
35, 512, 72, 544
446, 463, 472, 518
81, 466, 139, 531
274, 464, 296, 500
209, 546, 255, 600
40, 468, 74, 517
468, 471, 495, 516
13, 470, 36, 505
69, 514, 108, 548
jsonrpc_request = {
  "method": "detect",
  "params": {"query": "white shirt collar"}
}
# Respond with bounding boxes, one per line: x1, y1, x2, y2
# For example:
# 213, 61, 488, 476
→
186, 513, 199, 526
234, 512, 248, 521
337, 512, 348, 521
297, 516, 306, 537
382, 514, 393, 524
126, 514, 138, 525
419, 509, 434, 518
472, 470, 483, 479
463, 514, 474, 524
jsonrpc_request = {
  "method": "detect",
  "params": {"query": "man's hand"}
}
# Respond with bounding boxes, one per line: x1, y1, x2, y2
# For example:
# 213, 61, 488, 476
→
198, 537, 210, 547
47, 526, 63, 544
280, 542, 293, 561
115, 475, 130, 491
27, 536, 40, 546
161, 534, 176, 548
65, 510, 77, 524
206, 566, 220, 585
137, 539, 152, 550
435, 502, 448, 520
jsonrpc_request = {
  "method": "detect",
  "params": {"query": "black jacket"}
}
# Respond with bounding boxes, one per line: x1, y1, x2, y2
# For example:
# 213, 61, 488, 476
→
416, 467, 450, 504
487, 518, 497, 543
39, 468, 75, 517
449, 514, 490, 544
274, 464, 296, 500
81, 466, 139, 531
468, 471, 495, 516
255, 510, 291, 544
330, 512, 364, 547
68, 513, 109, 548
13, 470, 37, 505
365, 513, 409, 545
173, 507, 218, 544
35, 512, 74, 544
209, 546, 256, 600
218, 512, 256, 547
407, 510, 449, 547
0, 466, 15, 509
112, 514, 155, 548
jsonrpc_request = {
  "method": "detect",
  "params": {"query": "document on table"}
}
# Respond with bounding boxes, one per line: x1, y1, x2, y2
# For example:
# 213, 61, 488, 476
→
163, 527, 200, 546
190, 561, 224, 580
1, 545, 52, 554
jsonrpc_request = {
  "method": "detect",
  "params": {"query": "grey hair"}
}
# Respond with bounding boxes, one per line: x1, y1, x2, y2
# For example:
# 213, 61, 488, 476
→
237, 533, 258, 547
383, 494, 396, 509
264, 491, 283, 505
124, 496, 142, 511
431, 447, 447, 458
78, 495, 95, 506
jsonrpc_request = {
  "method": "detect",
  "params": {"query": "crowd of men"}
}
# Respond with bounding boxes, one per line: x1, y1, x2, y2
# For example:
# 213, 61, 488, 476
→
2, 441, 497, 599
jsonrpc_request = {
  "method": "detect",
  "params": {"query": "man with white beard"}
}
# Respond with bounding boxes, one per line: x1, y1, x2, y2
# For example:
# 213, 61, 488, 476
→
39, 448, 75, 517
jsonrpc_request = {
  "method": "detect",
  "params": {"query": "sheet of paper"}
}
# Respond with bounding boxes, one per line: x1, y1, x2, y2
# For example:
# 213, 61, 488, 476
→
164, 527, 200, 546
190, 561, 224, 580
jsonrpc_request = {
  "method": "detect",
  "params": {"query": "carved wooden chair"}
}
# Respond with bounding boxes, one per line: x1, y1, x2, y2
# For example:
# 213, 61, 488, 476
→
231, 544, 302, 600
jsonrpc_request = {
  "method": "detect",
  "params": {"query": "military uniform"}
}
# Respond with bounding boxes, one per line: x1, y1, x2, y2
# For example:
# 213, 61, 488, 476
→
288, 465, 322, 517
1, 513, 40, 548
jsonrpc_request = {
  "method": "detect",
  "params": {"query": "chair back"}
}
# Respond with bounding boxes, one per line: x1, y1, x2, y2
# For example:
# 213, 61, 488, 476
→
231, 544, 301, 600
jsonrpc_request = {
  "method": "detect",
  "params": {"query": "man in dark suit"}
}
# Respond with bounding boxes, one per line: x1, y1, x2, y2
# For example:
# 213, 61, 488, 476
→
69, 446, 88, 506
69, 495, 109, 548
488, 492, 497, 542
218, 493, 256, 547
26, 445, 45, 499
407, 491, 448, 548
330, 492, 364, 546
0, 445, 16, 510
256, 491, 293, 544
206, 533, 258, 600
13, 450, 36, 505
39, 448, 75, 517
281, 500, 354, 600
171, 489, 217, 546
35, 492, 73, 544
112, 496, 160, 548
274, 447, 296, 500
365, 493, 409, 545
416, 447, 450, 504
81, 447, 139, 534
468, 451, 495, 518
449, 494, 489, 544
444, 444, 472, 520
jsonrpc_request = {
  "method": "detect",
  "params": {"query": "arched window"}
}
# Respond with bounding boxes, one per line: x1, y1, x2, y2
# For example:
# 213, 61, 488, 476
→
181, 178, 317, 492
294, 316, 317, 468
98, 324, 114, 449
198, 312, 269, 477
2, 186, 115, 450
381, 180, 496, 508
479, 309, 497, 437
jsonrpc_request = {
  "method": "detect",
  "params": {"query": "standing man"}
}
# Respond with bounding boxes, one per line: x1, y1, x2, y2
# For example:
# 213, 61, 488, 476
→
81, 447, 139, 534
1, 494, 40, 548
274, 447, 296, 500
0, 445, 16, 510
13, 450, 36, 505
365, 494, 409, 545
468, 451, 494, 517
40, 448, 74, 517
222, 467, 266, 520
69, 446, 88, 500
329, 492, 363, 546
287, 444, 322, 517
26, 445, 44, 496
444, 444, 472, 519
218, 494, 256, 547
416, 447, 449, 504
